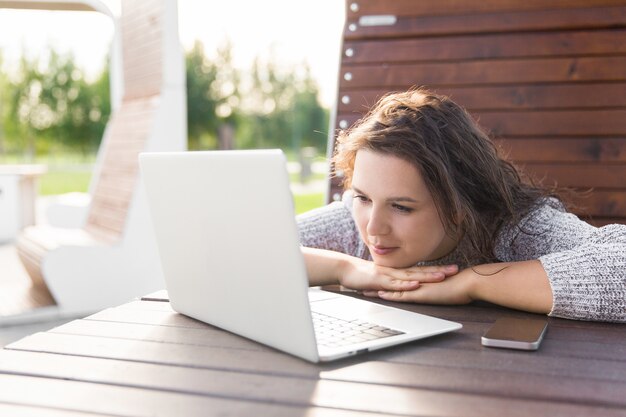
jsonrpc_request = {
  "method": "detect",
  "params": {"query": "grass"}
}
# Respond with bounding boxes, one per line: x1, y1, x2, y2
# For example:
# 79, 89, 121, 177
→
39, 170, 92, 195
293, 192, 325, 214
1, 152, 96, 195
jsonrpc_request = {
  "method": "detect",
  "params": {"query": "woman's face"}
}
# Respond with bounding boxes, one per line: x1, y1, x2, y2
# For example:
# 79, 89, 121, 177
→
351, 149, 458, 268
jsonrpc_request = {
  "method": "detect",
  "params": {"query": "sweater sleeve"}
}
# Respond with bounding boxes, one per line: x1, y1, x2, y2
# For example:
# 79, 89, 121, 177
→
495, 200, 626, 322
296, 201, 368, 259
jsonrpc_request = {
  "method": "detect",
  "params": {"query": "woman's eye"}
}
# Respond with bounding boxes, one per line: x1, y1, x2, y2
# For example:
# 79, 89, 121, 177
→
393, 203, 413, 213
354, 195, 369, 203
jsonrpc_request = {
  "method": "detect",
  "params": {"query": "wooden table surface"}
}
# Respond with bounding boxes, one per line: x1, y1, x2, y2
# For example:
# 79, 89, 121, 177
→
0, 289, 624, 417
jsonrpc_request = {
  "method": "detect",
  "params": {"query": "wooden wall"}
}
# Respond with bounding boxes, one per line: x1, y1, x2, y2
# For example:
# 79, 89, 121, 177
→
329, 0, 626, 226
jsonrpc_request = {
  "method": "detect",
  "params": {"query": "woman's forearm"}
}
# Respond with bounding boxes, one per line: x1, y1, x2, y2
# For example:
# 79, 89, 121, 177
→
301, 246, 348, 286
468, 260, 553, 314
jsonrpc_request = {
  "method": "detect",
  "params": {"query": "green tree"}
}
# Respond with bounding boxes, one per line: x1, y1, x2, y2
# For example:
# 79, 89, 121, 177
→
38, 50, 110, 154
5, 53, 41, 159
292, 65, 329, 153
0, 50, 7, 155
185, 41, 328, 154
237, 55, 328, 154
185, 40, 240, 150
3, 49, 110, 157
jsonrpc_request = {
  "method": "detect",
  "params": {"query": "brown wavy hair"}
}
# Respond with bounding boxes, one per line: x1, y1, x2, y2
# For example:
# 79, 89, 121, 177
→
333, 88, 558, 263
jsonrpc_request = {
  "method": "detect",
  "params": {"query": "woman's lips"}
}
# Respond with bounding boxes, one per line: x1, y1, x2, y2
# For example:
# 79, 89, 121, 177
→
371, 245, 398, 255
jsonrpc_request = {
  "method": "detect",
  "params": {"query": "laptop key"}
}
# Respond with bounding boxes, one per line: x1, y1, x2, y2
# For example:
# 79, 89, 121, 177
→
312, 311, 406, 348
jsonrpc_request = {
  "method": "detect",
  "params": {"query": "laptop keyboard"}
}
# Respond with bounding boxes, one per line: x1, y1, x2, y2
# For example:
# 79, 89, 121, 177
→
312, 311, 405, 348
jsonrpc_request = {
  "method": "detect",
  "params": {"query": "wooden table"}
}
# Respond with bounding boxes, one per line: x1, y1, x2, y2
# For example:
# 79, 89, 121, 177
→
0, 289, 624, 416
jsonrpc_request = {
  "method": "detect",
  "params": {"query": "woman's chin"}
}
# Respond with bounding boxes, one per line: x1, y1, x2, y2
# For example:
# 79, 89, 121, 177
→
371, 255, 418, 269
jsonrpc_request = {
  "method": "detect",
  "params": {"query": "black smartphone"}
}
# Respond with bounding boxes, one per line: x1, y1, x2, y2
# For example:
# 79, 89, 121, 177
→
481, 317, 548, 351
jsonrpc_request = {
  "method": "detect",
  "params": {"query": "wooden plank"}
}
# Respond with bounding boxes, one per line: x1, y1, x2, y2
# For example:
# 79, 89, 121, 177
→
90, 182, 134, 199
345, 6, 626, 39
88, 194, 131, 211
338, 84, 626, 113
371, 342, 626, 384
85, 214, 126, 236
84, 306, 212, 329
50, 318, 626, 363
116, 299, 174, 311
0, 373, 368, 417
535, 321, 626, 344
9, 324, 626, 384
586, 217, 626, 227
564, 191, 626, 218
335, 108, 626, 137
3, 331, 341, 377
0, 351, 622, 417
339, 56, 626, 89
51, 319, 268, 352
517, 163, 626, 188
346, 0, 626, 17
97, 169, 138, 182
476, 110, 626, 136
0, 351, 363, 413
322, 360, 626, 407
342, 30, 626, 64
0, 350, 329, 410
495, 138, 626, 162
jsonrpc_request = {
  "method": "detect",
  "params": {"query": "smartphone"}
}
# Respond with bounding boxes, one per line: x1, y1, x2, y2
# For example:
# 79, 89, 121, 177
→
481, 317, 548, 351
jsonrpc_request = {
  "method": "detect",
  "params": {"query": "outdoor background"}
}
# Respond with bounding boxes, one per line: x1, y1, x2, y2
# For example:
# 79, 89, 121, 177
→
0, 0, 345, 213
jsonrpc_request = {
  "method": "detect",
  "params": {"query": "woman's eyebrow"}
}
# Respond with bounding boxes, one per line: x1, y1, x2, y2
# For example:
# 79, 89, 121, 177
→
389, 196, 419, 203
352, 186, 367, 196
352, 186, 418, 203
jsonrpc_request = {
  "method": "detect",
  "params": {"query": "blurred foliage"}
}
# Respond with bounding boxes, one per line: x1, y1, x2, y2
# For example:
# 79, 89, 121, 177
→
1, 49, 110, 159
185, 40, 329, 154
0, 42, 329, 161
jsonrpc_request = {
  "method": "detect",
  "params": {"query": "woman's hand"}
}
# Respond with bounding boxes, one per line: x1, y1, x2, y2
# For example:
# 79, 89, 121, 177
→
301, 247, 457, 291
361, 260, 553, 314
340, 256, 459, 293
362, 268, 475, 305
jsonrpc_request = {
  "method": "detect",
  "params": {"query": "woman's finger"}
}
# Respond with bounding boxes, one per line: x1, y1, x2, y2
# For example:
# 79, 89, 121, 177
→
385, 264, 458, 282
378, 290, 412, 302
382, 279, 421, 291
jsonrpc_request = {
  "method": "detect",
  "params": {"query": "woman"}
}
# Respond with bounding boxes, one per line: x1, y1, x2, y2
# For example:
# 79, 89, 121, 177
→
297, 88, 626, 323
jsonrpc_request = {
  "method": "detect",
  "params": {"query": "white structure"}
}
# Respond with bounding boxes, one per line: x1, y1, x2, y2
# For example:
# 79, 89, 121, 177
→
5, 0, 187, 324
0, 165, 46, 242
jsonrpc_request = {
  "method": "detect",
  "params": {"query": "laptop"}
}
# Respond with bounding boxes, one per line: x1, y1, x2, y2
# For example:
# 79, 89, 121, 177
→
139, 149, 462, 362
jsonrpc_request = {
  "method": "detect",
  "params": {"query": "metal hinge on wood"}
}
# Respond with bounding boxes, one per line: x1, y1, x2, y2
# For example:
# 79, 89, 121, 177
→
358, 15, 397, 27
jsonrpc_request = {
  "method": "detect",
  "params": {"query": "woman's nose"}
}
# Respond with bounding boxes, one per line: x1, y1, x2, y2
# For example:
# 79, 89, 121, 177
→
366, 207, 391, 236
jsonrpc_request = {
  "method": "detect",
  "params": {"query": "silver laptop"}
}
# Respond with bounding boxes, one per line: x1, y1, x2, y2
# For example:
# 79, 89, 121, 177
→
139, 149, 461, 362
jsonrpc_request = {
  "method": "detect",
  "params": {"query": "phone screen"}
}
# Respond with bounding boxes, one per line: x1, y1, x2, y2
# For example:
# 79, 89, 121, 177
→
481, 317, 548, 350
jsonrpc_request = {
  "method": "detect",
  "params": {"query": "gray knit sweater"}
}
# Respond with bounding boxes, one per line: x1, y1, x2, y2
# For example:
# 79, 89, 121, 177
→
296, 197, 626, 323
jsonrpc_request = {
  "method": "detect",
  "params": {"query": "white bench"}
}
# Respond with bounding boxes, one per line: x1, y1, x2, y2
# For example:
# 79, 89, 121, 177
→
12, 0, 186, 323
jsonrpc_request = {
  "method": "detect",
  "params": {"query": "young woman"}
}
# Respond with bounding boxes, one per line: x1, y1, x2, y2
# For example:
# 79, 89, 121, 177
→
297, 88, 626, 323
